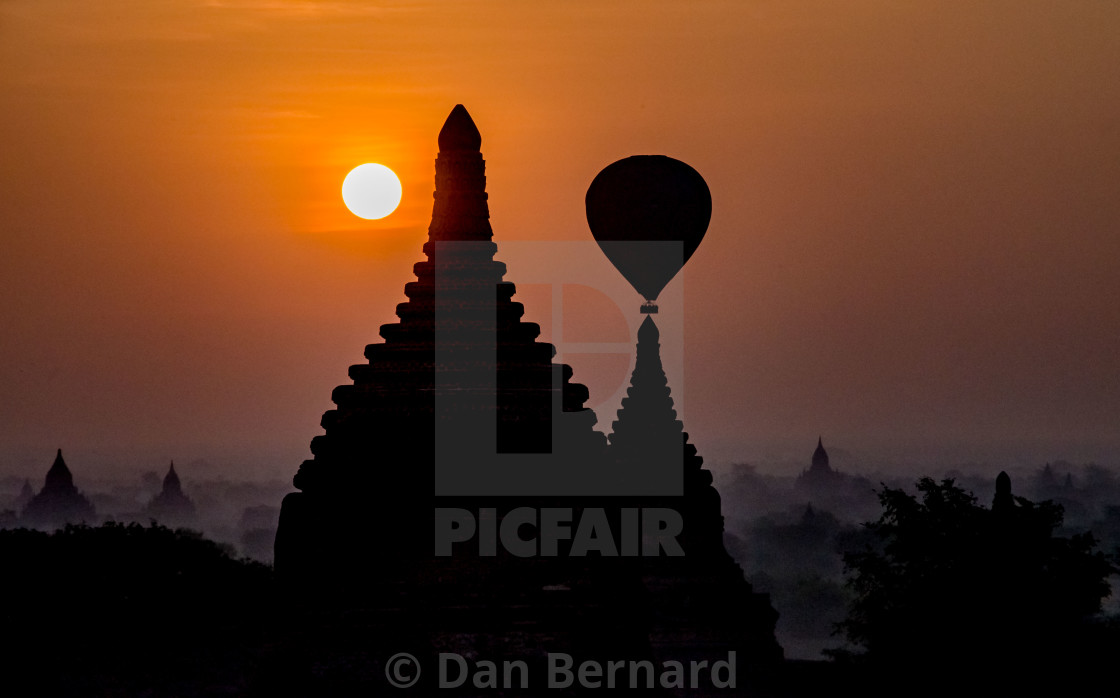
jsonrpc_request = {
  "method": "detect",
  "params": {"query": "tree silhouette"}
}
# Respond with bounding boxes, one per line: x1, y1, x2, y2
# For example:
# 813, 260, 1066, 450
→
0, 522, 275, 697
835, 476, 1116, 692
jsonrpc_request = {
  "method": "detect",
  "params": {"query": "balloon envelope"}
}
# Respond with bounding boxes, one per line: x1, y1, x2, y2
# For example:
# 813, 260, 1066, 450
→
585, 155, 711, 302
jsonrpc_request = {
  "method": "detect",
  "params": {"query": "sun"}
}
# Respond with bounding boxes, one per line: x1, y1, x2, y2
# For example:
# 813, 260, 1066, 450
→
341, 163, 402, 220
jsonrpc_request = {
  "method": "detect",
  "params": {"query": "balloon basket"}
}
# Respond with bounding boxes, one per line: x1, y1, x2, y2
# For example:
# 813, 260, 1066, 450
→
640, 301, 659, 314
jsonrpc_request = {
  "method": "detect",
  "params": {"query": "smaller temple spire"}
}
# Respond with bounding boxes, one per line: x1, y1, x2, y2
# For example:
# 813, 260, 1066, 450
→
438, 104, 482, 152
609, 316, 682, 452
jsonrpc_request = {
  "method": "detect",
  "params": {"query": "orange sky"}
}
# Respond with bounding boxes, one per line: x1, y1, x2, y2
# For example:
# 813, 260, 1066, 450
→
2, 1, 1119, 477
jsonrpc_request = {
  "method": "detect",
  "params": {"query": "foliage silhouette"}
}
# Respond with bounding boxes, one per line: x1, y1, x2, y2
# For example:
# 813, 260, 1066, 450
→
833, 476, 1117, 693
0, 522, 275, 697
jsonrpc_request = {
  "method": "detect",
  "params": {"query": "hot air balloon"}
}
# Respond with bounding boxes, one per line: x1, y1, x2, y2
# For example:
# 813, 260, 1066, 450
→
585, 155, 711, 313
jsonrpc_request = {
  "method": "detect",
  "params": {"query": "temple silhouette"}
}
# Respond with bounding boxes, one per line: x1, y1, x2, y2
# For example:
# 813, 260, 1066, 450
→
276, 104, 609, 572
273, 105, 781, 691
21, 449, 96, 530
795, 437, 842, 492
146, 461, 197, 527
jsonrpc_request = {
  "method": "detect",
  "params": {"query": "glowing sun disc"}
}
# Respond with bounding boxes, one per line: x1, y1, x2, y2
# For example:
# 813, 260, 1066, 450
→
342, 163, 402, 219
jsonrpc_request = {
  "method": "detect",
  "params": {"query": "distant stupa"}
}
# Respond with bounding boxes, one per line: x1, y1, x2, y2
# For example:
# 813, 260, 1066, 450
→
796, 436, 842, 492
811, 436, 830, 472
21, 449, 96, 530
147, 462, 197, 527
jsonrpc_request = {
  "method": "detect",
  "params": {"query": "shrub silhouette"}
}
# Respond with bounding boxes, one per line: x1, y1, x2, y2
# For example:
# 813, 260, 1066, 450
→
836, 476, 1115, 680
0, 522, 274, 696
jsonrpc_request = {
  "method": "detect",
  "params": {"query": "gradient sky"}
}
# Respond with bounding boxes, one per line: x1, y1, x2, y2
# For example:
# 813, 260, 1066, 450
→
2, 0, 1118, 478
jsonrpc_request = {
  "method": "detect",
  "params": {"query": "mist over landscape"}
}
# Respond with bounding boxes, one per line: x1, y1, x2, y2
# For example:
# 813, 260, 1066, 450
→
5, 441, 1119, 666
3, 2, 1120, 695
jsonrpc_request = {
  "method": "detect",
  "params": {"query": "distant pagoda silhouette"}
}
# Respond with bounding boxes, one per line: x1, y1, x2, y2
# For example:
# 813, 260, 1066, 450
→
147, 462, 197, 527
796, 436, 842, 492
21, 449, 96, 530
811, 436, 829, 471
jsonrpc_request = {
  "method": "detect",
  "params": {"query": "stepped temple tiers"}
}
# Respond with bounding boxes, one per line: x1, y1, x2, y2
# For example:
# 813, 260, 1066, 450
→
21, 449, 96, 530
273, 105, 781, 691
275, 104, 609, 573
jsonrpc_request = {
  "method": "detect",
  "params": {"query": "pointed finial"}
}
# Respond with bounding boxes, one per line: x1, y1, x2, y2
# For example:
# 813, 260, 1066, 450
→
438, 104, 481, 152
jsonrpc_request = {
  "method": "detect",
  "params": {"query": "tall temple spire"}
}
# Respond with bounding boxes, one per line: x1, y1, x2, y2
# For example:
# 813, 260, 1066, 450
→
277, 104, 606, 575
270, 106, 783, 680
428, 104, 491, 244
437, 104, 482, 152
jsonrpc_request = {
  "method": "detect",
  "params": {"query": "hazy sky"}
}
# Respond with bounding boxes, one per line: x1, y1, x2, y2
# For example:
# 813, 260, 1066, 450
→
2, 0, 1118, 478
